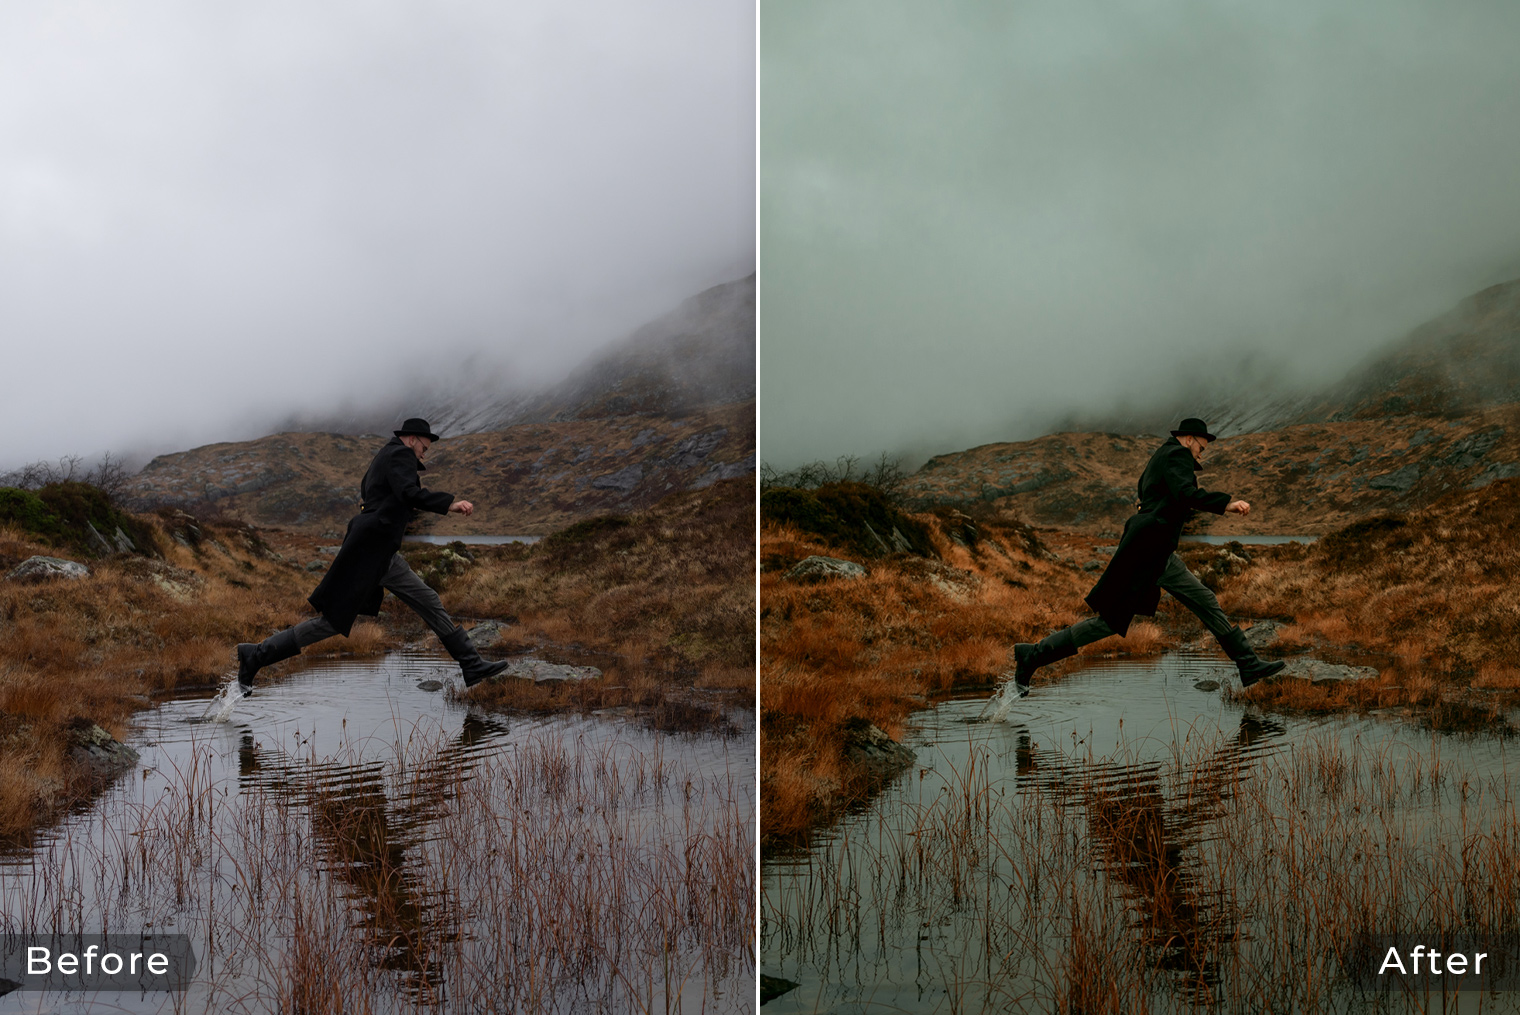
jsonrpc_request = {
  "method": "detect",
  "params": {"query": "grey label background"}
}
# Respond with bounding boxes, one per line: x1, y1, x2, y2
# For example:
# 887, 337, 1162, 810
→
1347, 934, 1520, 992
0, 935, 196, 993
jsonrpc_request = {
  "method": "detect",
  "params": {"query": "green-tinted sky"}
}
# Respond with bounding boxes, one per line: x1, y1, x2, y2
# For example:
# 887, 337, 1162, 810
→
761, 0, 1520, 468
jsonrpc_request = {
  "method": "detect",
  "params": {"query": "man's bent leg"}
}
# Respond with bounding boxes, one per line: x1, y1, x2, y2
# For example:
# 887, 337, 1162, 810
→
1155, 554, 1233, 641
381, 554, 511, 686
380, 553, 457, 639
1157, 553, 1284, 685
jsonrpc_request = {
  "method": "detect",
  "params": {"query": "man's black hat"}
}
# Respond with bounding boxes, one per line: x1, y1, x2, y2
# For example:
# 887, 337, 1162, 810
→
394, 418, 441, 441
1170, 418, 1217, 442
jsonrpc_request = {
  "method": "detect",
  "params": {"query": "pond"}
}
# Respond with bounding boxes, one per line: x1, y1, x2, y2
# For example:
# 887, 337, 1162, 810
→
1178, 535, 1320, 545
761, 652, 1520, 1013
402, 535, 542, 545
0, 651, 754, 1012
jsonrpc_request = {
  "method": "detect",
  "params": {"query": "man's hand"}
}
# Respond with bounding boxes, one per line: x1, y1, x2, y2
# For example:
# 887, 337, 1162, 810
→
449, 500, 474, 516
1226, 500, 1250, 516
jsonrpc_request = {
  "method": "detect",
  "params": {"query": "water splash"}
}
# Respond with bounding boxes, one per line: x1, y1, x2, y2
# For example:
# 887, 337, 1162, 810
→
200, 682, 246, 723
984, 678, 1023, 723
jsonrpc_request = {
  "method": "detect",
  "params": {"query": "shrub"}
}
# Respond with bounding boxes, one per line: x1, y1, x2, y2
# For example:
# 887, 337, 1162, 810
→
760, 481, 934, 559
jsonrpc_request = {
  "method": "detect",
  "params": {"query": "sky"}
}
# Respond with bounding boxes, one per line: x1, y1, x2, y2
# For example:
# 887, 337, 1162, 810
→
2, 0, 754, 470
760, 0, 1520, 469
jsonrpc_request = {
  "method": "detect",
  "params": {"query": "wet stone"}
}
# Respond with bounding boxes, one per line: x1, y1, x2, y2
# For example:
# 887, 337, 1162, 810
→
1194, 680, 1221, 692
68, 723, 140, 782
841, 721, 915, 783
417, 680, 445, 692
493, 659, 602, 684
760, 974, 800, 1004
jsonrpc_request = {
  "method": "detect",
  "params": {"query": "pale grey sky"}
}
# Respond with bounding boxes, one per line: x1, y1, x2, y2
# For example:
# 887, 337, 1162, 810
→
761, 0, 1520, 468
3, 0, 754, 469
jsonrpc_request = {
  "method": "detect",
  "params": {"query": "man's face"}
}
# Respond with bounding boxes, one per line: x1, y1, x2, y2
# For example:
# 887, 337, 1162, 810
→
402, 435, 432, 460
1181, 435, 1207, 463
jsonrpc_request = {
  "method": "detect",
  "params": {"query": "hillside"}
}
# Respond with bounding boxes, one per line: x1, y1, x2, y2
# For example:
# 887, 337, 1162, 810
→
1063, 277, 1520, 440
124, 401, 754, 535
904, 278, 1520, 533
904, 410, 1520, 535
282, 274, 755, 438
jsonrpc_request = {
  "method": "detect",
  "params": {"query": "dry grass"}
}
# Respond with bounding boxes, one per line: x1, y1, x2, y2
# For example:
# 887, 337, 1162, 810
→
445, 477, 755, 727
0, 515, 333, 844
1209, 480, 1520, 727
760, 508, 1175, 848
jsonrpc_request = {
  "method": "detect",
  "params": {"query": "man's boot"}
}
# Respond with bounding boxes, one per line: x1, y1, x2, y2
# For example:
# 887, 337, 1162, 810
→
234, 627, 303, 695
1218, 627, 1285, 687
1011, 628, 1079, 697
440, 627, 512, 687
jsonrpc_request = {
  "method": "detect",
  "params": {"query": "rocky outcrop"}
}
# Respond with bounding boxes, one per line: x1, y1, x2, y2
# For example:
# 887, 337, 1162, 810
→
6, 556, 90, 582
487, 659, 601, 684
784, 556, 868, 582
1279, 659, 1380, 683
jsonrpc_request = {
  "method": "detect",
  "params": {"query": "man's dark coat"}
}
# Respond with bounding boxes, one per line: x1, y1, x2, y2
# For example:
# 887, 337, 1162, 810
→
1084, 437, 1231, 635
307, 437, 454, 635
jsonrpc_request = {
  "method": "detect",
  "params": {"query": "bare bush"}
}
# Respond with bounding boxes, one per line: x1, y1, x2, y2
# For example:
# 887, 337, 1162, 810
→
0, 452, 132, 503
761, 452, 908, 503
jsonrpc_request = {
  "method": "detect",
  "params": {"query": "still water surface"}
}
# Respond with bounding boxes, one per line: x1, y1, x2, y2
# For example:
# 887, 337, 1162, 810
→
1, 651, 754, 1012
763, 653, 1519, 1013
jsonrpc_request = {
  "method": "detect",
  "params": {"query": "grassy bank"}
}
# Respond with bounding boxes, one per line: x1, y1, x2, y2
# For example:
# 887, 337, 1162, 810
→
760, 500, 1174, 849
1219, 477, 1520, 726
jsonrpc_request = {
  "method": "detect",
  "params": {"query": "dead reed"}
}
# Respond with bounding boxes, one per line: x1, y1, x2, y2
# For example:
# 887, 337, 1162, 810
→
0, 719, 755, 1012
762, 716, 1520, 1012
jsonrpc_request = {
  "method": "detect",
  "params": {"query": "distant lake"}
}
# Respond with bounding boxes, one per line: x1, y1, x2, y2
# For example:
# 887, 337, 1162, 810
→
1180, 534, 1319, 545
403, 535, 541, 545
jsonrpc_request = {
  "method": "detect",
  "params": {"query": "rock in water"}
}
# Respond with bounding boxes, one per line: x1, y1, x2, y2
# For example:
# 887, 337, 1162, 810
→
783, 555, 868, 582
841, 719, 915, 783
760, 974, 799, 1004
1194, 680, 1221, 692
417, 680, 445, 692
5, 556, 91, 582
68, 722, 140, 781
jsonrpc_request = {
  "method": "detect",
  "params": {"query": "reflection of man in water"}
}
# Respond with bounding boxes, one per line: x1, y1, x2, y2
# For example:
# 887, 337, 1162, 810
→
234, 418, 510, 693
1015, 713, 1286, 994
1010, 419, 1285, 697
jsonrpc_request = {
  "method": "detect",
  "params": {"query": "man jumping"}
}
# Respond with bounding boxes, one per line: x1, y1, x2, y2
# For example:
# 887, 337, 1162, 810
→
233, 417, 511, 693
1009, 417, 1285, 696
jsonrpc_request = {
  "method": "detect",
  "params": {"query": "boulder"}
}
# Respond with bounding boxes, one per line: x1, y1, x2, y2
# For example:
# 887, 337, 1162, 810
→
841, 721, 916, 783
783, 555, 868, 582
68, 723, 140, 782
1243, 620, 1284, 651
6, 556, 91, 582
466, 619, 508, 649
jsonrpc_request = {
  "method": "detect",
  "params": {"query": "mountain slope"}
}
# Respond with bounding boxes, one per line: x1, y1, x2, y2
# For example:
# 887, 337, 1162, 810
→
125, 401, 754, 535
